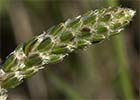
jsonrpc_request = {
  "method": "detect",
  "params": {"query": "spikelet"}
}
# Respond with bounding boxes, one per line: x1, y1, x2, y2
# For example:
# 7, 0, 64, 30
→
0, 7, 135, 91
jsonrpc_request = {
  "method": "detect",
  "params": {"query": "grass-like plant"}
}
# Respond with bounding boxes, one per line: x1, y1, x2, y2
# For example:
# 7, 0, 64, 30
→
0, 7, 135, 100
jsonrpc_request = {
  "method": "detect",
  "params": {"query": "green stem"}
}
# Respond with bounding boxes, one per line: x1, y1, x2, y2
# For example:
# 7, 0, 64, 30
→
106, 0, 134, 99
113, 35, 134, 99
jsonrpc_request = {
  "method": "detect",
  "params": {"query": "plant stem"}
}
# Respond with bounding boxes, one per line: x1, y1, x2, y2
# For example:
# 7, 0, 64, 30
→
106, 0, 135, 99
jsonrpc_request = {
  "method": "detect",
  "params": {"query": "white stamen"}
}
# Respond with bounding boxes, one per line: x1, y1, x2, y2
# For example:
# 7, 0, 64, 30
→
14, 71, 24, 81
14, 48, 26, 60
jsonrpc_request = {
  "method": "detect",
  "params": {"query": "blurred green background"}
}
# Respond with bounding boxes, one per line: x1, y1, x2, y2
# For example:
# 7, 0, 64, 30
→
0, 0, 139, 100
